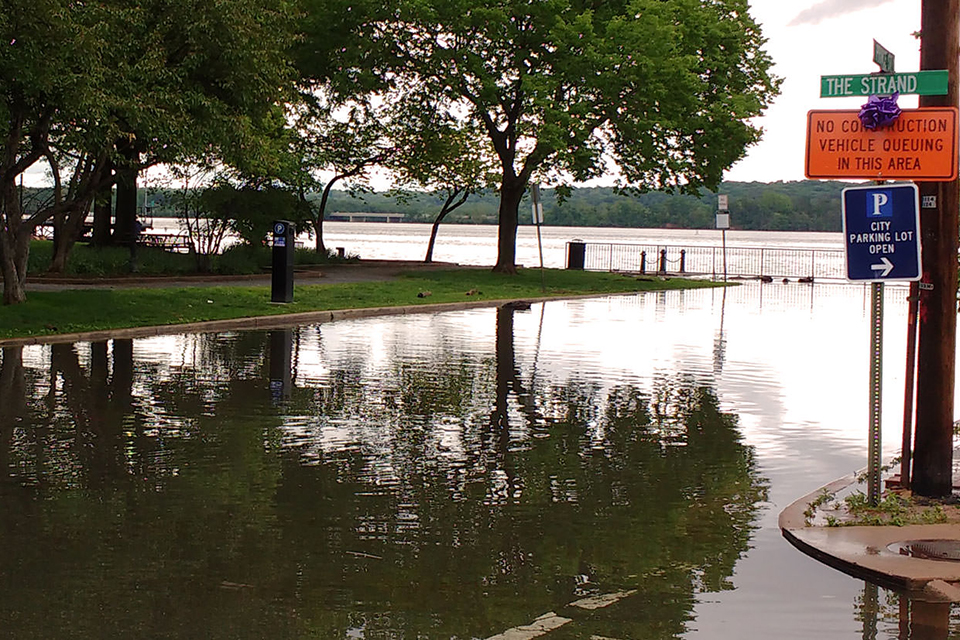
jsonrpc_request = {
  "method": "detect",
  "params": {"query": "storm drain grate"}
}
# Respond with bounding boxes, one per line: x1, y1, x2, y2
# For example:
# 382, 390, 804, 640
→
888, 540, 960, 562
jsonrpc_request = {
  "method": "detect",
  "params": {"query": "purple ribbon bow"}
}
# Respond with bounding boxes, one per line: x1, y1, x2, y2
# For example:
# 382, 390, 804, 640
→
858, 92, 901, 130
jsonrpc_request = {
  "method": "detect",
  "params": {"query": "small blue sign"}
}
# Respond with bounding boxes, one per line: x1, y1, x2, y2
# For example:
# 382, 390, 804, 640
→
842, 183, 921, 282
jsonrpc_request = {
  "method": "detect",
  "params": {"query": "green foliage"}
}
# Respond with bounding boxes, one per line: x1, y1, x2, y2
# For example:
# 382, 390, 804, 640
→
25, 239, 350, 279
28, 242, 199, 277
1, 0, 300, 303
22, 179, 847, 232
803, 488, 837, 524
348, 0, 779, 268
840, 491, 949, 527
201, 184, 311, 247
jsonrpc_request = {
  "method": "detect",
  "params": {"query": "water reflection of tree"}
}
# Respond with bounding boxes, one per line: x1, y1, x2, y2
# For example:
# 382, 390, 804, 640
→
0, 313, 767, 639
274, 306, 768, 638
0, 347, 27, 491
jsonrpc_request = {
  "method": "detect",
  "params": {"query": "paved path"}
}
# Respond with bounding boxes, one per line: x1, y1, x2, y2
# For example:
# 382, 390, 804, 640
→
23, 260, 465, 291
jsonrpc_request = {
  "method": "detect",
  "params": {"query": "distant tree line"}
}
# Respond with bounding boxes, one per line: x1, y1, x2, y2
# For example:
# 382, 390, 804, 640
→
23, 179, 848, 233
325, 181, 848, 231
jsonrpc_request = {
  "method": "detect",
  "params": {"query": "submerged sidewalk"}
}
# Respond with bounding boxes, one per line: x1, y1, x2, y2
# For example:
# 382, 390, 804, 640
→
780, 454, 960, 600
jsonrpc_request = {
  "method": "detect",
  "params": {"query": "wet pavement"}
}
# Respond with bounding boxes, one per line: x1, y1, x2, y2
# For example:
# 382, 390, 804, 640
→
780, 457, 960, 600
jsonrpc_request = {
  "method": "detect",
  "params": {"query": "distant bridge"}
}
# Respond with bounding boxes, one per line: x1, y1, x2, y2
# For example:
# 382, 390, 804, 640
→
327, 212, 405, 223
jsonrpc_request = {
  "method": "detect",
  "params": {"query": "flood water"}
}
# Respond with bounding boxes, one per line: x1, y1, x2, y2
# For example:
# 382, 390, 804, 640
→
3, 277, 959, 638
149, 218, 846, 269
317, 221, 846, 270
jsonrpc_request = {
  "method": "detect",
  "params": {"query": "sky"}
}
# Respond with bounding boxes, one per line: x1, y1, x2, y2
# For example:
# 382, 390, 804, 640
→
724, 0, 924, 183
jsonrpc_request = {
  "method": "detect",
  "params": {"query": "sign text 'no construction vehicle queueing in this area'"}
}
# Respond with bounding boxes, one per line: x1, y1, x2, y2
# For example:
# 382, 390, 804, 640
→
805, 108, 959, 180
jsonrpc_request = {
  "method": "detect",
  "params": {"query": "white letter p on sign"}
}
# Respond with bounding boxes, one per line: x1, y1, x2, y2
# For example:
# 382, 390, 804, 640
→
871, 193, 889, 216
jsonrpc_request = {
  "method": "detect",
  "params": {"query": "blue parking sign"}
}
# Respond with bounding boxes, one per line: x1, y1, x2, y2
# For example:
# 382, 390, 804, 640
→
842, 183, 921, 282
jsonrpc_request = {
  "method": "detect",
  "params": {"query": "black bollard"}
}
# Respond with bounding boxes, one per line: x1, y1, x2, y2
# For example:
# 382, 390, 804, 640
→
567, 240, 586, 269
640, 251, 646, 275
679, 249, 686, 273
658, 249, 667, 274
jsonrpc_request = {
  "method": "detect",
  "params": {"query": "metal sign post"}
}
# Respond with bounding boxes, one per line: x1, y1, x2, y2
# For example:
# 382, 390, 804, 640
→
716, 194, 729, 282
867, 282, 884, 505
530, 184, 546, 292
843, 183, 922, 505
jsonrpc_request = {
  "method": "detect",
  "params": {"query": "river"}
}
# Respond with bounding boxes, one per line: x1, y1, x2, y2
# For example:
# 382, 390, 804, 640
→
315, 221, 843, 268
150, 218, 845, 268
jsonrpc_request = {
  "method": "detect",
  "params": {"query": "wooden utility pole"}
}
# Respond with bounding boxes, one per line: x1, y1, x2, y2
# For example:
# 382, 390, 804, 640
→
913, 0, 960, 497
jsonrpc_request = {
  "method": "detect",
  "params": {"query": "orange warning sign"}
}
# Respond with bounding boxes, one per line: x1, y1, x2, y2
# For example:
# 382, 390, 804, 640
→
805, 108, 958, 181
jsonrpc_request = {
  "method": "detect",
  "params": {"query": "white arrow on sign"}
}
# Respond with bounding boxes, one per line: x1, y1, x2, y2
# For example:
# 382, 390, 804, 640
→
871, 257, 894, 277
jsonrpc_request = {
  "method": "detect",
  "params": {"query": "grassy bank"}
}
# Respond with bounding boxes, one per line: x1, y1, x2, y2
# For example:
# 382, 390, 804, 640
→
1, 268, 721, 342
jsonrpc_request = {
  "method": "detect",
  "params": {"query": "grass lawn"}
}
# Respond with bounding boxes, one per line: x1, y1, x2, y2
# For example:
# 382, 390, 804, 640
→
1, 268, 722, 342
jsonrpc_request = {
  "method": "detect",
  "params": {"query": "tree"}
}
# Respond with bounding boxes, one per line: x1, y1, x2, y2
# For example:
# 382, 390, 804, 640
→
202, 181, 310, 251
167, 165, 231, 272
389, 107, 496, 262
0, 0, 297, 304
362, 0, 779, 272
288, 99, 398, 254
0, 1, 112, 303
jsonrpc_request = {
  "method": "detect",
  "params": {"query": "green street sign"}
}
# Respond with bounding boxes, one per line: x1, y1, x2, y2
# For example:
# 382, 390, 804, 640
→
820, 71, 949, 98
873, 40, 895, 73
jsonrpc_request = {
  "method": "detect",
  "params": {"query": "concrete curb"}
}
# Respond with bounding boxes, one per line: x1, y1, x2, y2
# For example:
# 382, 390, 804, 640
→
780, 473, 960, 597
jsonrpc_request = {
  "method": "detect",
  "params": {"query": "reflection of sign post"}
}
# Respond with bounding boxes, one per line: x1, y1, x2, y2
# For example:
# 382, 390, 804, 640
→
805, 108, 959, 180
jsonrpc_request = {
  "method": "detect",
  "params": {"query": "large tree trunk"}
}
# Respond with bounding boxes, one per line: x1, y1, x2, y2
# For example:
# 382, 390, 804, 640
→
113, 166, 138, 245
48, 201, 93, 274
312, 218, 326, 254
493, 176, 525, 274
1, 185, 30, 305
91, 160, 114, 247
1, 228, 30, 305
425, 211, 448, 264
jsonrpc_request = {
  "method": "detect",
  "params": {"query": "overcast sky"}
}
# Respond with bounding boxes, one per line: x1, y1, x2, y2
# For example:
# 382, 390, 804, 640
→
725, 0, 923, 183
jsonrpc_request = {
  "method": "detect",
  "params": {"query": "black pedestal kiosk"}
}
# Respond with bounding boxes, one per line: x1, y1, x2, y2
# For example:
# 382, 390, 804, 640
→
271, 220, 295, 303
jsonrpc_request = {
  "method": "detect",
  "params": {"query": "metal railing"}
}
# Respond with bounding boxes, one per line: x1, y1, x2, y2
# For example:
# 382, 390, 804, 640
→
567, 241, 847, 281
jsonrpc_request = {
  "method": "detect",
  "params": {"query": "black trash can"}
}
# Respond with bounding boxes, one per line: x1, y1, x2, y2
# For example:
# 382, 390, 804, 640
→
567, 240, 586, 270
